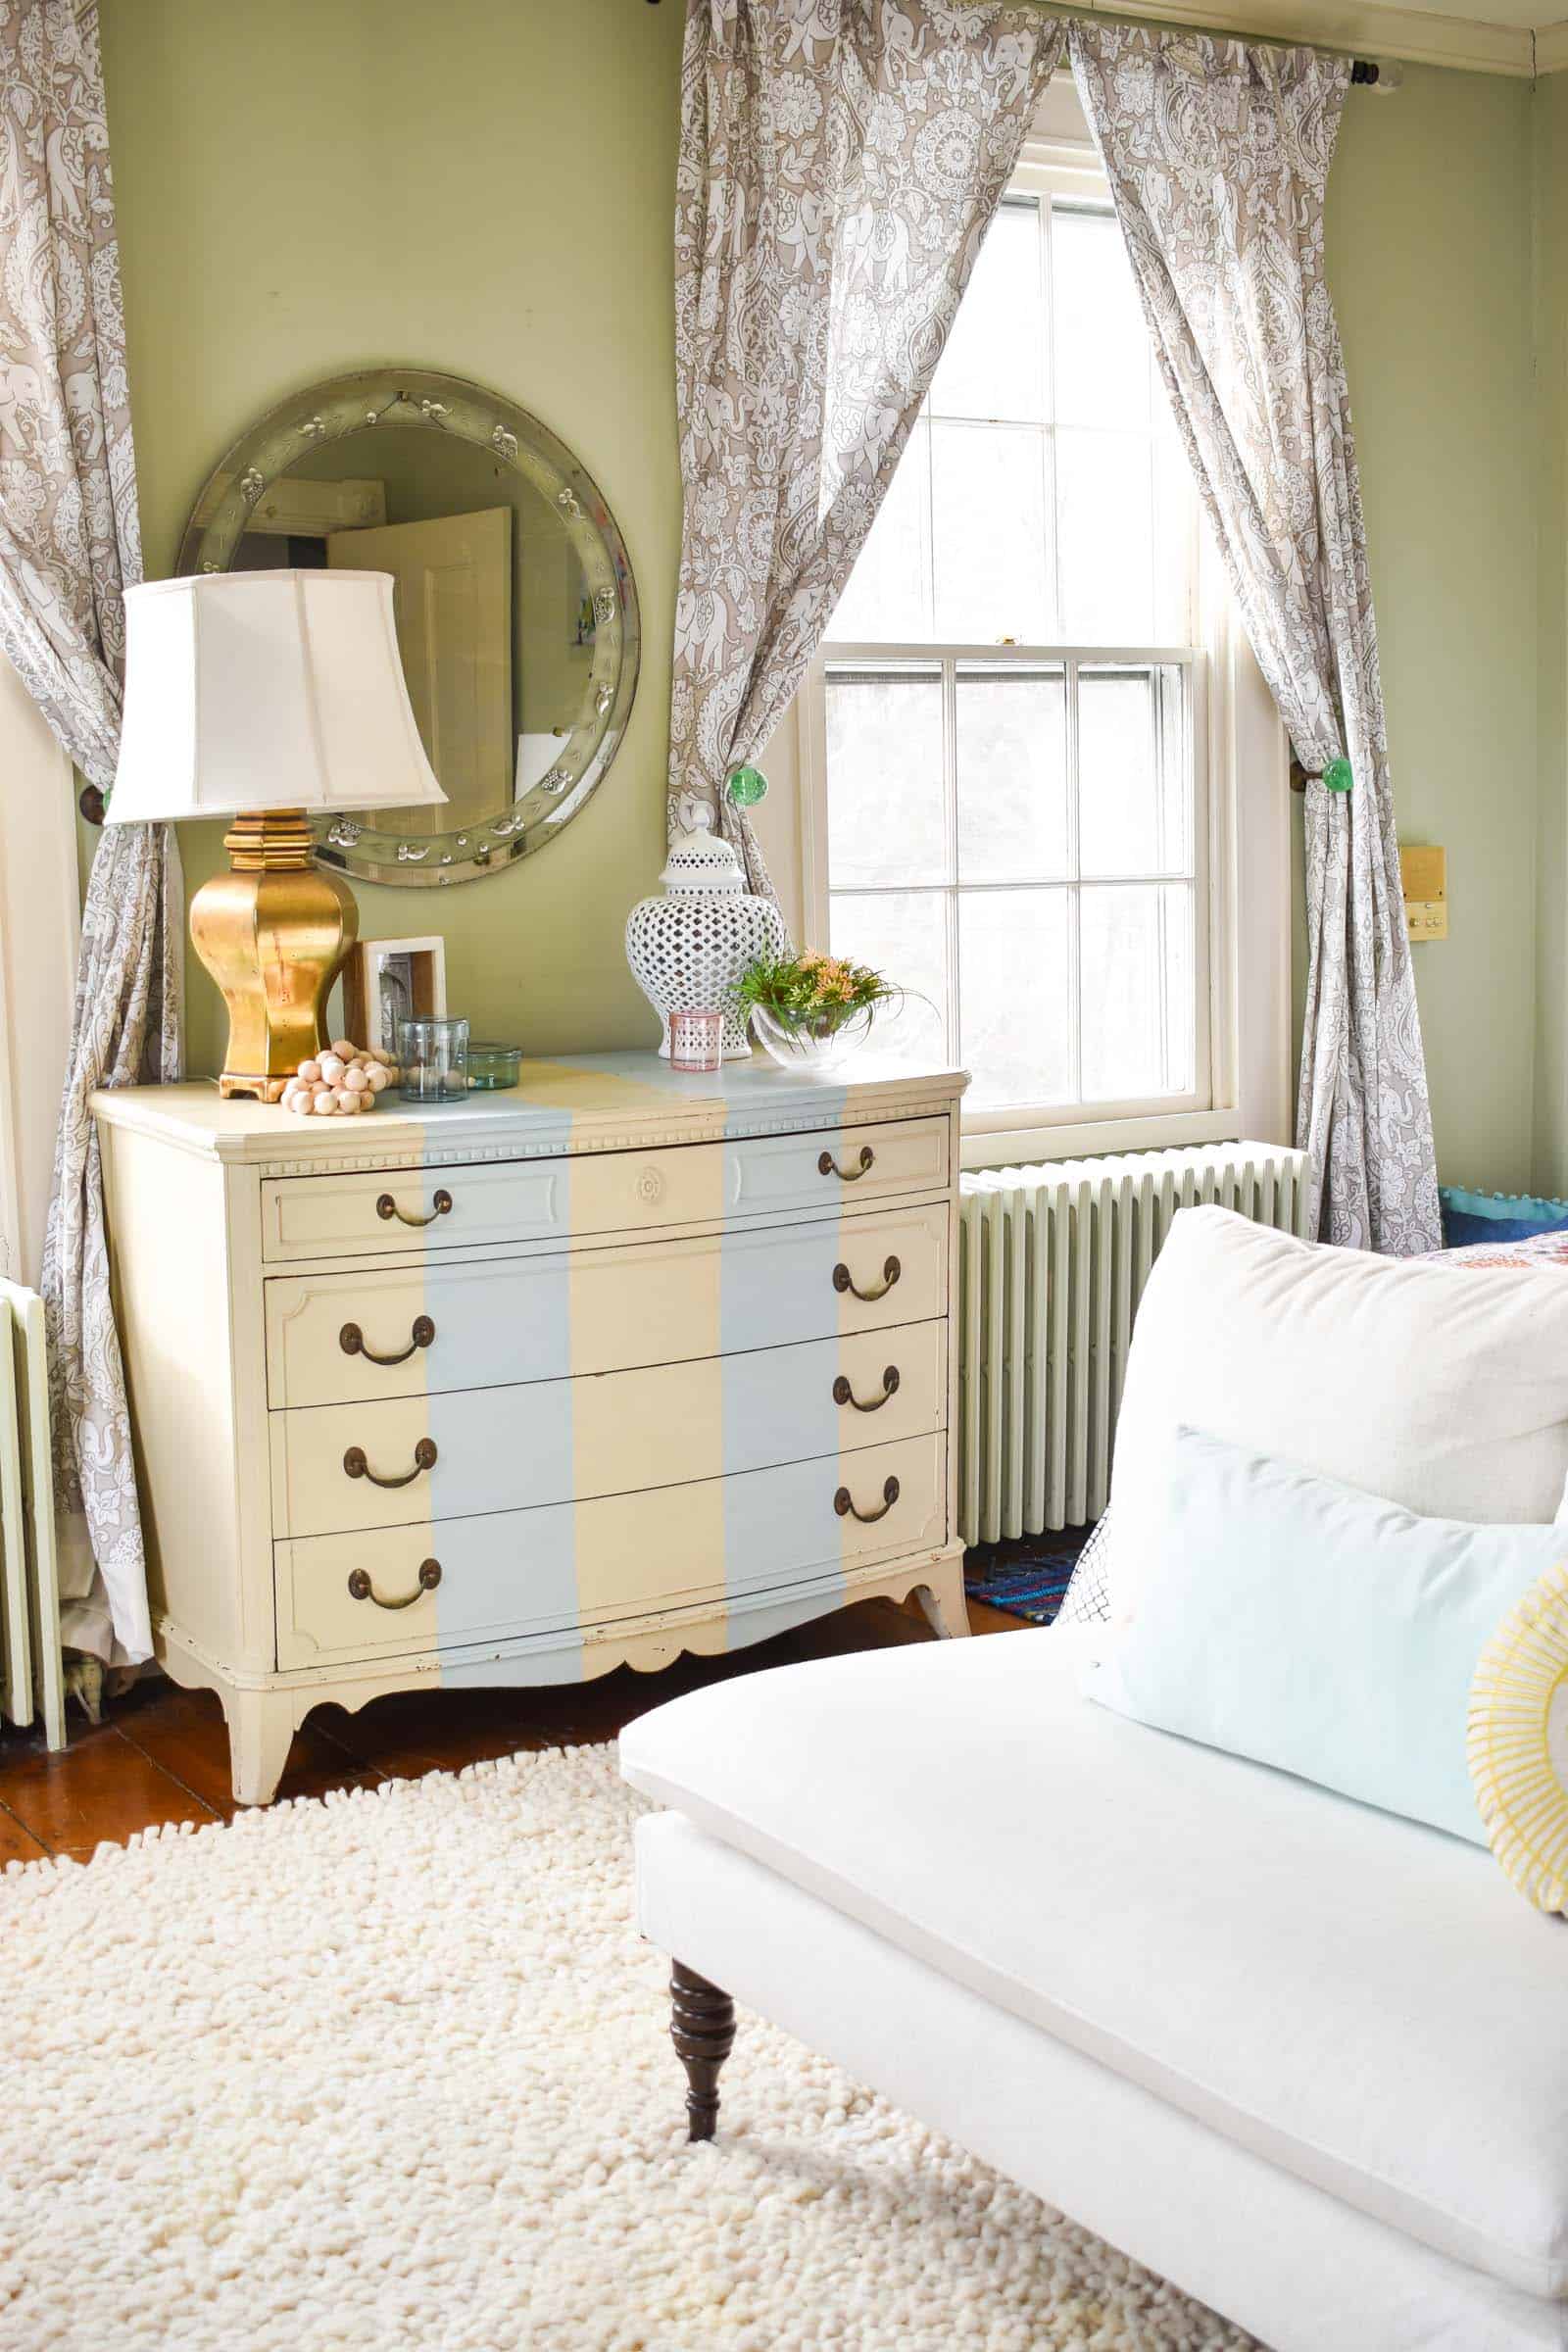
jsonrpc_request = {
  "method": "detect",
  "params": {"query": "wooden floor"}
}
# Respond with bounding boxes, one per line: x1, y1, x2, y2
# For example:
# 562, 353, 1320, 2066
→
0, 1594, 1018, 1864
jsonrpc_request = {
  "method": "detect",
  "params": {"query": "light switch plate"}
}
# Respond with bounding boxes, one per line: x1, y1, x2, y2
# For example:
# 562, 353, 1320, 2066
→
1399, 845, 1447, 942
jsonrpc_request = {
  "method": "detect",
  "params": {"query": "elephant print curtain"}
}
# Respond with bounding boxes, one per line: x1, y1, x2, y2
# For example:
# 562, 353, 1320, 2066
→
1069, 22, 1440, 1253
668, 0, 1066, 897
0, 0, 181, 1663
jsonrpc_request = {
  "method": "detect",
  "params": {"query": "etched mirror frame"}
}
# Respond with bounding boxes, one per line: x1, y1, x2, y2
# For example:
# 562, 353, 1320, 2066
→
178, 365, 640, 887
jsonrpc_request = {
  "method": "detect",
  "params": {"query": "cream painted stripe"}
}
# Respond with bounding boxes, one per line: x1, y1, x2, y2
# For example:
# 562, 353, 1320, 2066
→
571, 1100, 722, 1628
720, 1079, 851, 1636
572, 1475, 727, 1627
836, 1090, 947, 1578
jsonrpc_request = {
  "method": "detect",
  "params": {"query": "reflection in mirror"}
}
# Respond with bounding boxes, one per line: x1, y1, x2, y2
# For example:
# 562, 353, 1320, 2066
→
223, 430, 592, 837
180, 370, 639, 886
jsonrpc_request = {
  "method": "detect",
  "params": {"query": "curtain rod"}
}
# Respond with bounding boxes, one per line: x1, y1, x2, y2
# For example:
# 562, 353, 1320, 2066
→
637, 1, 1399, 85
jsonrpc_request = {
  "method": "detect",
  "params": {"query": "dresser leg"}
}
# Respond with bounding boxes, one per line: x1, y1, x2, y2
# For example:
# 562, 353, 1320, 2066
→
220, 1689, 298, 1805
670, 1962, 736, 2142
913, 1559, 971, 1639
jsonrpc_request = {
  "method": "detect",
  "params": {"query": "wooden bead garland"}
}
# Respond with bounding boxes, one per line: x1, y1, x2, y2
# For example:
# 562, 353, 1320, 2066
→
268, 1038, 400, 1117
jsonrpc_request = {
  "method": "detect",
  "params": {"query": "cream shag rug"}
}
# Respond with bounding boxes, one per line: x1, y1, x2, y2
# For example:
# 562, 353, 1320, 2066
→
0, 1745, 1255, 2352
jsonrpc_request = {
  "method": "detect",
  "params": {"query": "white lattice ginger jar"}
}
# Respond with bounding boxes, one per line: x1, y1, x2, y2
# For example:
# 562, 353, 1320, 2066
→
625, 801, 787, 1060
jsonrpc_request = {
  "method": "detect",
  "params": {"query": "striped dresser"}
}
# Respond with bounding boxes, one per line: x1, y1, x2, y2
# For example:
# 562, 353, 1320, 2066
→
91, 1052, 970, 1802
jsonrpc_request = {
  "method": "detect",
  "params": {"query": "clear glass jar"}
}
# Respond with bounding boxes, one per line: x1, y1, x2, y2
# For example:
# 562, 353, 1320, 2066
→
467, 1042, 522, 1091
397, 1015, 469, 1104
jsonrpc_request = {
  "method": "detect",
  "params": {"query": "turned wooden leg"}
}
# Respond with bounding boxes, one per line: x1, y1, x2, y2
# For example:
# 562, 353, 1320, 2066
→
670, 1961, 735, 2142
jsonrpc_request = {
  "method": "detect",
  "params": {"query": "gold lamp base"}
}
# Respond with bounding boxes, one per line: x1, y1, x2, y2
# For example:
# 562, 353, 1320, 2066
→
189, 808, 359, 1101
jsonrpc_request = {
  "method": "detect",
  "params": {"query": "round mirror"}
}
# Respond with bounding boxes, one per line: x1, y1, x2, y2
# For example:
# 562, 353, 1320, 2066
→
178, 367, 640, 886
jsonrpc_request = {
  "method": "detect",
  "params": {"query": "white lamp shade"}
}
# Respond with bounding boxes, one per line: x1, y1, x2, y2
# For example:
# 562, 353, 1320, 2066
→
106, 569, 447, 824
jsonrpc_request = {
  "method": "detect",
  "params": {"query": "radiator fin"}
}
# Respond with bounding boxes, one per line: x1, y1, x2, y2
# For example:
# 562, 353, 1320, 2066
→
957, 1143, 1311, 1546
0, 1280, 65, 1747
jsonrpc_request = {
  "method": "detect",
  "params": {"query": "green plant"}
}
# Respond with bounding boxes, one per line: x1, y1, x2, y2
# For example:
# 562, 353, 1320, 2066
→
735, 949, 901, 1038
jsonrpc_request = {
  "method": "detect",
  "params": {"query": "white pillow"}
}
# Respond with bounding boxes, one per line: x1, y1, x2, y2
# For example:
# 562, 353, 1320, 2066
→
1084, 1425, 1566, 1843
1108, 1206, 1568, 1624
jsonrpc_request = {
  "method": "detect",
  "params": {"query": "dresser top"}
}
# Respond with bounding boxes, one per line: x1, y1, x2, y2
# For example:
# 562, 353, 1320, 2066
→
90, 1050, 969, 1167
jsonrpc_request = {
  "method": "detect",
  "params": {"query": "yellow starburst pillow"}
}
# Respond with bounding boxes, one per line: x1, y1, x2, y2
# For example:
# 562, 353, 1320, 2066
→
1468, 1560, 1568, 1914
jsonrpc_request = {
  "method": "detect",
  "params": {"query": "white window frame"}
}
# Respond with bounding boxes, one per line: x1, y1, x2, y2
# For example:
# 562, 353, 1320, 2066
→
785, 104, 1291, 1170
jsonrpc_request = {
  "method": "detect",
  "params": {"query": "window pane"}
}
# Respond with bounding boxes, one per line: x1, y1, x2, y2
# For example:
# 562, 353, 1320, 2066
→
829, 890, 949, 1066
1056, 428, 1154, 642
956, 663, 1068, 881
929, 198, 1045, 424
827, 421, 930, 642
1078, 663, 1190, 879
1151, 428, 1196, 643
931, 422, 1050, 644
958, 888, 1071, 1110
1080, 883, 1195, 1102
825, 664, 946, 888
1052, 207, 1152, 433
817, 166, 1208, 1130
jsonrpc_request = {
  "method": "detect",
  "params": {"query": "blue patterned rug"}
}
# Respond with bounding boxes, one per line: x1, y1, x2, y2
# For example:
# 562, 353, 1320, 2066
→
963, 1524, 1096, 1627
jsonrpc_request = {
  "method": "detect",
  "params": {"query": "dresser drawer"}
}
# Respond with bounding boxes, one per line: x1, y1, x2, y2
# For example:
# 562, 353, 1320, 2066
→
270, 1320, 946, 1540
265, 1202, 949, 1407
275, 1431, 946, 1667
258, 1116, 949, 1265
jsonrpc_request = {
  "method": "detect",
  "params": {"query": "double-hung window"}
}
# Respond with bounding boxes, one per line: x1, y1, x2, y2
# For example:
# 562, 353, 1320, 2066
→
800, 124, 1240, 1158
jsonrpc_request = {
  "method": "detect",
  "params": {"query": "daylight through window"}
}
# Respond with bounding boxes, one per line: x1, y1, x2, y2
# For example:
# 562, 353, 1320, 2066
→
811, 175, 1207, 1129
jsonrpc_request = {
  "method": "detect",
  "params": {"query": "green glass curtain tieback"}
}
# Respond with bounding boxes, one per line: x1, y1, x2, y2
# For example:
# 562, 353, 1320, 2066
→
726, 764, 768, 809
1322, 758, 1353, 794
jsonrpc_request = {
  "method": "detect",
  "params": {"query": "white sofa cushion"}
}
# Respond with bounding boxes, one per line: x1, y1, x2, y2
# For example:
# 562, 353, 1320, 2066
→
620, 1629, 1568, 2300
638, 1813, 1561, 2352
1084, 1424, 1568, 1843
1106, 1206, 1568, 1622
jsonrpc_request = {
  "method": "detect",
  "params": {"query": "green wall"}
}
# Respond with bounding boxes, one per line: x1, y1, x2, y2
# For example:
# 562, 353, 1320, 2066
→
1322, 63, 1538, 1194
100, 9, 1546, 1184
1534, 70, 1568, 1196
99, 0, 683, 1077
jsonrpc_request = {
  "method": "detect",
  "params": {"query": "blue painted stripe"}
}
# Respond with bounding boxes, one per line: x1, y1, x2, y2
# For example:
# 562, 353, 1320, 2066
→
720, 1452, 849, 1603
717, 1215, 847, 1356
416, 1110, 580, 1657
439, 1633, 587, 1688
724, 1576, 854, 1650
427, 1499, 580, 1650
414, 1252, 574, 1389
721, 1081, 846, 1612
422, 1381, 573, 1520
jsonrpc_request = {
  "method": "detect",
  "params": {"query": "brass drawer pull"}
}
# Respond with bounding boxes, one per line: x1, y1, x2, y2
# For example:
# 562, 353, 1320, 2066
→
833, 1365, 900, 1412
343, 1436, 437, 1488
833, 1254, 901, 1302
818, 1145, 874, 1181
376, 1188, 453, 1227
347, 1558, 442, 1610
339, 1314, 435, 1366
835, 1475, 900, 1524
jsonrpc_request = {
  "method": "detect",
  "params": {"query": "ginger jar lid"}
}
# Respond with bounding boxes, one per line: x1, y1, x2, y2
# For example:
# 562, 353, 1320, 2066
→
660, 795, 745, 896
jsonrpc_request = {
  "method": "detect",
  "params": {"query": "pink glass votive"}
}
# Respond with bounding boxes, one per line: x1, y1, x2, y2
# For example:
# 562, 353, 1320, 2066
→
669, 1008, 723, 1073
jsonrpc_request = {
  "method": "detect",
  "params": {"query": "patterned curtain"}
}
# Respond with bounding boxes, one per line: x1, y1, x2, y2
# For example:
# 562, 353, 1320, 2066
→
0, 0, 181, 1664
670, 0, 1066, 894
1069, 22, 1439, 1255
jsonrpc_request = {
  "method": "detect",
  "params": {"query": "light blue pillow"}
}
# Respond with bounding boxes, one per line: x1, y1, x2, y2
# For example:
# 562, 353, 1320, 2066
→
1080, 1425, 1568, 1844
